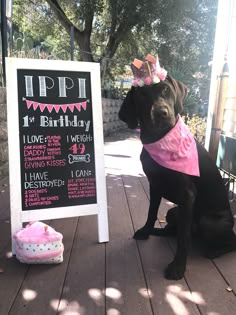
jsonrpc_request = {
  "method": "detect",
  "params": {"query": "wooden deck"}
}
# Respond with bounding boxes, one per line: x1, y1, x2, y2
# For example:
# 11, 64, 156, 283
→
1, 129, 236, 315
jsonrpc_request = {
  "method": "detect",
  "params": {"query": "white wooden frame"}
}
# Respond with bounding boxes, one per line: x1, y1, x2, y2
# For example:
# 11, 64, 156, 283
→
6, 58, 109, 253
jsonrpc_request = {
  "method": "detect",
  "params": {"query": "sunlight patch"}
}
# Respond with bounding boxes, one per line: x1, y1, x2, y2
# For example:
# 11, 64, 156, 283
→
165, 292, 189, 315
88, 288, 102, 301
22, 289, 37, 301
58, 301, 84, 315
138, 288, 154, 298
88, 288, 104, 305
57, 299, 68, 311
166, 285, 206, 305
105, 287, 122, 300
50, 299, 60, 311
107, 308, 121, 315
6, 251, 13, 258
167, 285, 183, 293
186, 291, 206, 305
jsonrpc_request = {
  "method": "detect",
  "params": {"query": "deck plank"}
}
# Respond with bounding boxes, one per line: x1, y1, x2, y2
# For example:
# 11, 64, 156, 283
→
0, 178, 30, 315
58, 214, 106, 315
0, 177, 11, 253
0, 177, 10, 223
213, 251, 236, 291
184, 253, 236, 315
0, 220, 11, 253
105, 173, 153, 315
123, 174, 201, 315
213, 195, 236, 293
212, 200, 236, 293
0, 245, 29, 314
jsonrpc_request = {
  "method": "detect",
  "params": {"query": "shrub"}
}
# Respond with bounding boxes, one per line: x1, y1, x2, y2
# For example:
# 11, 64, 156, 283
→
183, 114, 207, 145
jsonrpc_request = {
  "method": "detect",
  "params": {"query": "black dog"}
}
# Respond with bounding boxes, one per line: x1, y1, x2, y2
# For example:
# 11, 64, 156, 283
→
119, 75, 236, 280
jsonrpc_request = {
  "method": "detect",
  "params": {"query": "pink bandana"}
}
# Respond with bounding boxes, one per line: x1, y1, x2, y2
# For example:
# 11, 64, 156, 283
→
143, 115, 200, 176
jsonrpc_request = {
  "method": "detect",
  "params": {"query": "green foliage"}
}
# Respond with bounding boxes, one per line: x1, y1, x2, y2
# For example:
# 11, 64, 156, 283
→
183, 114, 207, 145
167, 64, 201, 112
11, 0, 218, 109
183, 93, 200, 110
12, 1, 79, 60
13, 1, 54, 40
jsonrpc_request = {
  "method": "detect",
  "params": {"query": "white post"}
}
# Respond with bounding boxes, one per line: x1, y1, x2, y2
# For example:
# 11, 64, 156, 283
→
205, 0, 233, 150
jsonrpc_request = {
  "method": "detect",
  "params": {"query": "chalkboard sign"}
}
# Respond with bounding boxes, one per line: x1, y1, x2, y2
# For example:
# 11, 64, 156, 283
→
6, 58, 109, 251
18, 68, 97, 210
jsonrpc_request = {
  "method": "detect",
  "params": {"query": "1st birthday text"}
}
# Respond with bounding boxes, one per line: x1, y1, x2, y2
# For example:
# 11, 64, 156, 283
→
22, 115, 91, 131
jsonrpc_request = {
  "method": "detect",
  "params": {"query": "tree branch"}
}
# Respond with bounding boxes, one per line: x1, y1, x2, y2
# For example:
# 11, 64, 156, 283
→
45, 0, 94, 61
45, 0, 77, 34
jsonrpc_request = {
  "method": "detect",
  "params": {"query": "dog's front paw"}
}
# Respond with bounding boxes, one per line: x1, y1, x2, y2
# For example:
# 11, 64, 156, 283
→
164, 261, 185, 280
133, 227, 150, 240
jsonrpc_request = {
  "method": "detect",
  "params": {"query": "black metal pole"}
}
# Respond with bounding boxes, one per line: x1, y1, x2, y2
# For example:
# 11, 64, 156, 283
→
6, 0, 14, 55
70, 25, 74, 61
1, 0, 7, 86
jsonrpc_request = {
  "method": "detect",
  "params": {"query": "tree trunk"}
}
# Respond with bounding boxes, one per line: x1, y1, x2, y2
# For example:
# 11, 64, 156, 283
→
74, 31, 94, 62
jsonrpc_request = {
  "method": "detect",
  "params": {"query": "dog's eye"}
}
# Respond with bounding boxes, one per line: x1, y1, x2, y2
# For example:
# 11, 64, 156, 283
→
162, 86, 169, 93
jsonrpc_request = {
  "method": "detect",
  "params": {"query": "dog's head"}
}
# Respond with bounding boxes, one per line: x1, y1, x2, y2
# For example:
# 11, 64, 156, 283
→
119, 75, 187, 143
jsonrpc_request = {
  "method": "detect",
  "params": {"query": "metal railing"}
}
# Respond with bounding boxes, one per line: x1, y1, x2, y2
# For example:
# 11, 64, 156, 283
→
220, 168, 236, 201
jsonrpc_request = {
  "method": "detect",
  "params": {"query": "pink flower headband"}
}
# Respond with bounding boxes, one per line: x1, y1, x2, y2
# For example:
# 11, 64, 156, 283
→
131, 54, 167, 87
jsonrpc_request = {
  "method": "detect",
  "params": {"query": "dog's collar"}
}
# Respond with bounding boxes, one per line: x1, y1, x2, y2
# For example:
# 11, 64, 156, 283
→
143, 115, 200, 176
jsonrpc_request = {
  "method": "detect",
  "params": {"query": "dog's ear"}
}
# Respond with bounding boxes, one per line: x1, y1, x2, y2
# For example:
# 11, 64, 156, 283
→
167, 75, 188, 114
119, 88, 139, 129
